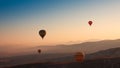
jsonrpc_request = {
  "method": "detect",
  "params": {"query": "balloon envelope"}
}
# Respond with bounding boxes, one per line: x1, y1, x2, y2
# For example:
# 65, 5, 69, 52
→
39, 29, 46, 39
75, 52, 84, 62
38, 49, 41, 54
88, 21, 93, 26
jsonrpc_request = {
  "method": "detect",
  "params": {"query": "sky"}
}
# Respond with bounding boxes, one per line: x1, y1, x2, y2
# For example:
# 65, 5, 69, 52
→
1, 0, 120, 47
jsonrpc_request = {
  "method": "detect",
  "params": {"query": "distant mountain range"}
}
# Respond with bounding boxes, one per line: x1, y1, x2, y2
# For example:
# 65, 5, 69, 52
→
1, 39, 120, 58
1, 39, 120, 68
36, 39, 120, 54
46, 47, 120, 62
86, 47, 120, 59
1, 47, 120, 68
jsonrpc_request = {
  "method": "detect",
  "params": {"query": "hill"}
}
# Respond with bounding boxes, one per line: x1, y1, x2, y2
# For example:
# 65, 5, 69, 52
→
5, 57, 120, 68
1, 39, 120, 58
1, 47, 120, 68
86, 47, 120, 59
36, 39, 120, 54
1, 39, 120, 68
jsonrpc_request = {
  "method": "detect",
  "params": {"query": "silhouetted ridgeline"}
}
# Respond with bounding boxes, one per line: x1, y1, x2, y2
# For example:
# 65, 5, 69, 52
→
1, 39, 120, 68
36, 39, 120, 54
86, 47, 120, 59
1, 47, 120, 68
5, 57, 120, 68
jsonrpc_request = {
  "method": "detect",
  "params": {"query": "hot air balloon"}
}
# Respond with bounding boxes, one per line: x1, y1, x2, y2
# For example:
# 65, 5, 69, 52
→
39, 29, 46, 39
88, 21, 93, 26
75, 52, 84, 62
38, 49, 41, 54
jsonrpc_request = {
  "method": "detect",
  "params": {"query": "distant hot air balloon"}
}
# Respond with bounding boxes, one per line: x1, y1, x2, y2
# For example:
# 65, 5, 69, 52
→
75, 52, 84, 62
88, 21, 93, 26
38, 49, 41, 54
39, 29, 46, 39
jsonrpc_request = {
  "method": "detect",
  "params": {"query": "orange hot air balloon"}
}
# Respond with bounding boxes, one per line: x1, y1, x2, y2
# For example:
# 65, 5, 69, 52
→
88, 21, 93, 26
75, 52, 84, 62
39, 29, 46, 39
38, 49, 41, 54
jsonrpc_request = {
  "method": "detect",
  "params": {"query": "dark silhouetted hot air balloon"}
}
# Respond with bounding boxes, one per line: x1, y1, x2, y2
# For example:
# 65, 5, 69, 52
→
88, 21, 93, 26
75, 52, 84, 62
38, 49, 41, 54
39, 29, 46, 39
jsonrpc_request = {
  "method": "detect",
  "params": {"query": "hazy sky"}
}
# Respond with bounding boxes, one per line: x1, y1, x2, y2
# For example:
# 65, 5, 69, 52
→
1, 0, 120, 47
